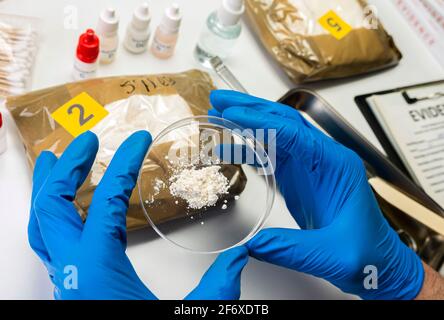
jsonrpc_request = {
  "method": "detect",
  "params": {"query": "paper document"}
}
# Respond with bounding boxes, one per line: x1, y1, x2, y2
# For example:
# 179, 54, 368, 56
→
393, 0, 444, 69
368, 82, 444, 209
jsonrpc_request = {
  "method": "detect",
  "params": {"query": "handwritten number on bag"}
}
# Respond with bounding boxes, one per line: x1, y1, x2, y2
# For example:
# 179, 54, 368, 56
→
67, 104, 94, 126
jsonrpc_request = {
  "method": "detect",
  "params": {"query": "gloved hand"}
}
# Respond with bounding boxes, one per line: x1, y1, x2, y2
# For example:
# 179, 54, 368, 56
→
209, 90, 424, 300
29, 130, 248, 300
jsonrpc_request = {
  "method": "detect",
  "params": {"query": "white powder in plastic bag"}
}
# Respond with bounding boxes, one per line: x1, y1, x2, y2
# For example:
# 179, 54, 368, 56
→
90, 94, 194, 185
267, 0, 367, 36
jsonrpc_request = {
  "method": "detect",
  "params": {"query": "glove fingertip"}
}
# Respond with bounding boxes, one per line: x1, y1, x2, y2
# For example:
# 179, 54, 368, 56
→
210, 89, 241, 111
133, 129, 152, 141
34, 151, 58, 182
36, 150, 57, 162
208, 108, 222, 117
221, 106, 247, 120
218, 245, 249, 268
78, 130, 99, 150
55, 131, 99, 171
110, 130, 152, 169
130, 130, 153, 150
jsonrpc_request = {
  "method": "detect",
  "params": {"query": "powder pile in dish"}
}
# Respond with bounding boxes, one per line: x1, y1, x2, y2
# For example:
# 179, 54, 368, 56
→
169, 165, 230, 210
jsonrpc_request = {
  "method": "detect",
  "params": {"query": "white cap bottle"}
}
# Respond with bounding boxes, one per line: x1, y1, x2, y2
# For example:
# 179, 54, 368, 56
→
217, 0, 244, 26
124, 3, 151, 54
194, 0, 244, 67
97, 7, 120, 64
150, 3, 182, 59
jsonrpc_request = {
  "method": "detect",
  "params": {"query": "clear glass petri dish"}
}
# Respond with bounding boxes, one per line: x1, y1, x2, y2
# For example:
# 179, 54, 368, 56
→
138, 115, 276, 254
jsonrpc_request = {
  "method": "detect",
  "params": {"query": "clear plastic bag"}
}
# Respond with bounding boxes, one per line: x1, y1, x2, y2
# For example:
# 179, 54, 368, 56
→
6, 70, 247, 230
0, 13, 40, 97
246, 0, 402, 83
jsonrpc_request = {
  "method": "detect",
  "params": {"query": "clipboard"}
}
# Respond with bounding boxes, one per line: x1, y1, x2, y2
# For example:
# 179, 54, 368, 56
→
355, 79, 444, 180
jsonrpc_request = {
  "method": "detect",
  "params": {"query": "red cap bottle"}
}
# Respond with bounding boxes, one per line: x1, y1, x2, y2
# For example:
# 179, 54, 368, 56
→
0, 111, 6, 155
73, 29, 100, 80
76, 29, 100, 63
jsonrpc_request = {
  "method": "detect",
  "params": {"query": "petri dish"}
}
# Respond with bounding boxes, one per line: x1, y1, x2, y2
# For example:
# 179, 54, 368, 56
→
138, 115, 275, 253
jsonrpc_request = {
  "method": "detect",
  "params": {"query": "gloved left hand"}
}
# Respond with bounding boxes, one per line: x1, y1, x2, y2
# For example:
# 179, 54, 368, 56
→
28, 130, 248, 300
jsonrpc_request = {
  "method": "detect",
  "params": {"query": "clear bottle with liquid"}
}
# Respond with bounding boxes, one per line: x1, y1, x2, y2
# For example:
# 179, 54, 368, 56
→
194, 0, 244, 68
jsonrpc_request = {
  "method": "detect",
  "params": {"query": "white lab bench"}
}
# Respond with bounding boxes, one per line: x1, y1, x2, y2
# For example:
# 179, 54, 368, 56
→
0, 0, 443, 299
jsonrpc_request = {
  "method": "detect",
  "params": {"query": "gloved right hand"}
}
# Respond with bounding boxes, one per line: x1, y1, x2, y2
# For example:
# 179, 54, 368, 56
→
209, 90, 424, 300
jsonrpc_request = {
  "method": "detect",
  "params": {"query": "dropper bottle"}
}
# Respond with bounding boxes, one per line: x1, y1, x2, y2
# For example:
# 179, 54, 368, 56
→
72, 29, 100, 80
194, 0, 244, 67
150, 3, 182, 59
0, 112, 6, 155
97, 8, 120, 64
124, 3, 151, 54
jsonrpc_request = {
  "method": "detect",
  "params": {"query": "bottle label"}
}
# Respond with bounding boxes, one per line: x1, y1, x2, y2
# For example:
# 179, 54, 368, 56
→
152, 37, 174, 53
100, 48, 117, 61
131, 37, 149, 49
77, 70, 95, 79
73, 63, 97, 80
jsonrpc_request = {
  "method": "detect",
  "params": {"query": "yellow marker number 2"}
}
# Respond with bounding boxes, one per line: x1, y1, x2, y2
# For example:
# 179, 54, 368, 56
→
51, 92, 109, 137
67, 104, 95, 126
318, 10, 352, 40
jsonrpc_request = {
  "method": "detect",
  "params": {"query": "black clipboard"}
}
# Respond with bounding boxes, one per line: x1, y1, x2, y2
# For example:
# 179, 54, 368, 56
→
354, 79, 444, 180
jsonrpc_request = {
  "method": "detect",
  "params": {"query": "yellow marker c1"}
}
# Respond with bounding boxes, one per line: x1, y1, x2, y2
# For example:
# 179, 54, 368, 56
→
51, 92, 108, 137
318, 10, 352, 40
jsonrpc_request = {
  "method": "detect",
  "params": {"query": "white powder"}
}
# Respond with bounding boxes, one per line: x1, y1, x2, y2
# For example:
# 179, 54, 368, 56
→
153, 178, 165, 194
169, 165, 230, 210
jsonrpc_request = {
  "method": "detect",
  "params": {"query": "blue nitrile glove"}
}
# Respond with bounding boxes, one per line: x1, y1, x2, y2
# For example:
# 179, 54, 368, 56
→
209, 90, 424, 300
28, 130, 248, 300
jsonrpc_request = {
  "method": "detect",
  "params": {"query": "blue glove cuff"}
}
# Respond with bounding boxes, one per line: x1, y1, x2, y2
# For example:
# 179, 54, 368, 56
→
358, 230, 424, 300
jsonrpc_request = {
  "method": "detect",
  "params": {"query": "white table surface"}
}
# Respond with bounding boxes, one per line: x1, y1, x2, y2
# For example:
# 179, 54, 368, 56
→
0, 0, 443, 300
